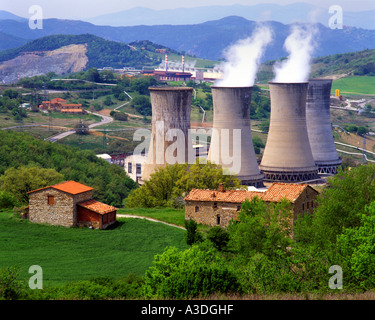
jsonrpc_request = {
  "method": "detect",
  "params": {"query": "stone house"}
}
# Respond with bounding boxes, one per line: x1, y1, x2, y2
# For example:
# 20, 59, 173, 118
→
27, 180, 117, 229
184, 182, 319, 228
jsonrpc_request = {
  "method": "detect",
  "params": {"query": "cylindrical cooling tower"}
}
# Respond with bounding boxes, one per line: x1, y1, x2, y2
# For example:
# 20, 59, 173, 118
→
208, 86, 264, 187
306, 79, 341, 174
141, 87, 194, 181
259, 82, 319, 182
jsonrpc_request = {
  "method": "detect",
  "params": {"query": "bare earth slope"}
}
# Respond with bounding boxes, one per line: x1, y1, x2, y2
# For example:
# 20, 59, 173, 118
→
0, 44, 88, 84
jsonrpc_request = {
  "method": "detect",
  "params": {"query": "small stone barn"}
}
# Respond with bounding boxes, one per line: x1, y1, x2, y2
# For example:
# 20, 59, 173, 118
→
27, 181, 117, 229
184, 182, 319, 228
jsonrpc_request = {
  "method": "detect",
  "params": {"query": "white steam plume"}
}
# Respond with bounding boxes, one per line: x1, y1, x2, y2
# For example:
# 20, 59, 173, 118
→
215, 25, 273, 87
273, 24, 318, 83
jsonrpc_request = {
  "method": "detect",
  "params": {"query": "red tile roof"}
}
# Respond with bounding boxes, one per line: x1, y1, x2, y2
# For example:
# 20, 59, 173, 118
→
78, 199, 117, 214
184, 183, 317, 204
52, 181, 93, 195
28, 180, 93, 195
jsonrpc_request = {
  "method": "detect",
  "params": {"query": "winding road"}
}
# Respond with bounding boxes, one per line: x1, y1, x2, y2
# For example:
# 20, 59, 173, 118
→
45, 111, 113, 142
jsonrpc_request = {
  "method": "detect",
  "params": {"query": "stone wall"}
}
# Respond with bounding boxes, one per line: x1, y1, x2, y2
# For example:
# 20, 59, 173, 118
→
185, 187, 319, 228
29, 188, 92, 227
185, 200, 240, 227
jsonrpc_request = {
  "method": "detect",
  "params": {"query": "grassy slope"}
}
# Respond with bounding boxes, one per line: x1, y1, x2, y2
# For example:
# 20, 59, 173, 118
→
0, 212, 188, 286
331, 76, 375, 95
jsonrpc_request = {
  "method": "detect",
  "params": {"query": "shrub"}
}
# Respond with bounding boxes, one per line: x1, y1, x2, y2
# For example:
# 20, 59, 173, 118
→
142, 243, 240, 299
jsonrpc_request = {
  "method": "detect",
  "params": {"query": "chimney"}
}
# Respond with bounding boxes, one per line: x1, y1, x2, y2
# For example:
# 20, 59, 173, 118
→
208, 86, 264, 188
260, 82, 319, 182
141, 87, 194, 182
218, 183, 225, 192
306, 78, 342, 174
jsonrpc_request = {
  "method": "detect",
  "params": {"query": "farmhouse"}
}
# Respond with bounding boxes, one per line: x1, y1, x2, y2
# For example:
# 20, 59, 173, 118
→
184, 183, 319, 227
27, 180, 117, 229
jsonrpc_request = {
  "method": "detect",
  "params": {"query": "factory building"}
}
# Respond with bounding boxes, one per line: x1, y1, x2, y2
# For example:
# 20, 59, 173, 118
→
306, 78, 342, 174
141, 86, 194, 182
260, 82, 319, 182
208, 86, 264, 187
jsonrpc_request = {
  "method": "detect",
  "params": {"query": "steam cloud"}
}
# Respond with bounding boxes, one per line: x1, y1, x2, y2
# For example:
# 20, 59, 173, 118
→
215, 25, 273, 87
273, 24, 317, 83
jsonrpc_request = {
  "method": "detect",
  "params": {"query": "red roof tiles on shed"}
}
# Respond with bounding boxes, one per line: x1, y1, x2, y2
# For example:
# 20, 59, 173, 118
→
78, 199, 117, 215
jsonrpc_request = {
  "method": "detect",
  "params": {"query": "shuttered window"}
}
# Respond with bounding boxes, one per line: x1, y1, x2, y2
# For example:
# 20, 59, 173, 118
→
48, 195, 55, 205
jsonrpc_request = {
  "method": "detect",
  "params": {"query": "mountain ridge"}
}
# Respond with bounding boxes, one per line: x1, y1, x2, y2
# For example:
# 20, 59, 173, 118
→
0, 16, 375, 62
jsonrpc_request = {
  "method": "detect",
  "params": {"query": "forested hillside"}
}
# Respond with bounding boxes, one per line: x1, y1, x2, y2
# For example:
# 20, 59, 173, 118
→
0, 34, 161, 69
0, 131, 137, 207
312, 49, 375, 77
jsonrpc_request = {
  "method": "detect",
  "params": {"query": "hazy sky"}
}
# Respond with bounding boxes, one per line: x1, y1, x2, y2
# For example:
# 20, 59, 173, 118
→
2, 0, 375, 20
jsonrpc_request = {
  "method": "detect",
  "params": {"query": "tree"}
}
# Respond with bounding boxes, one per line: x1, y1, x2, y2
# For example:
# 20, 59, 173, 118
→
131, 96, 151, 116
227, 197, 293, 260
207, 226, 230, 251
0, 190, 19, 209
0, 166, 64, 205
125, 161, 243, 208
336, 201, 375, 289
306, 164, 375, 247
185, 219, 202, 245
74, 121, 89, 135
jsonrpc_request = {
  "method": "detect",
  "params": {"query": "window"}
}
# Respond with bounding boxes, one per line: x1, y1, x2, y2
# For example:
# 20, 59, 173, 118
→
212, 202, 218, 209
48, 195, 55, 205
237, 205, 241, 211
128, 162, 132, 173
216, 215, 221, 225
136, 163, 142, 175
307, 202, 309, 209
195, 206, 199, 213
302, 203, 305, 211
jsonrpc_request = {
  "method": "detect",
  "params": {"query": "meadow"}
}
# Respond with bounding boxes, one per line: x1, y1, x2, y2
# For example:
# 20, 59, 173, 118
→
0, 211, 188, 286
331, 76, 375, 95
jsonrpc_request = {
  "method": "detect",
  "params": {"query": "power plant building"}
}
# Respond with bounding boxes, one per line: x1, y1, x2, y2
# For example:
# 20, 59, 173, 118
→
141, 87, 194, 181
260, 82, 319, 182
306, 79, 342, 174
208, 86, 264, 187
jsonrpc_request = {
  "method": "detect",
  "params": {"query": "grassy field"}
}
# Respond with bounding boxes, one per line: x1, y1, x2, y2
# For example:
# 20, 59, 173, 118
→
118, 207, 186, 227
331, 76, 375, 95
0, 211, 188, 286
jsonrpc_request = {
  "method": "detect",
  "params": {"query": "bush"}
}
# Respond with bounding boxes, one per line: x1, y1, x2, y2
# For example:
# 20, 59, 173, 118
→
0, 266, 25, 300
0, 190, 18, 209
142, 244, 240, 299
185, 219, 203, 245
207, 226, 229, 251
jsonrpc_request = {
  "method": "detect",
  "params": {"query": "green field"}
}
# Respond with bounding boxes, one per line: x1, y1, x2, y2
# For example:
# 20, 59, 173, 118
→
0, 212, 188, 286
118, 207, 186, 227
332, 76, 375, 95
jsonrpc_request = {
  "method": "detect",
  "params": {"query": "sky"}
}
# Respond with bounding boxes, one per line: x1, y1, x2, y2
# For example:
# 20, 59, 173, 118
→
1, 0, 375, 20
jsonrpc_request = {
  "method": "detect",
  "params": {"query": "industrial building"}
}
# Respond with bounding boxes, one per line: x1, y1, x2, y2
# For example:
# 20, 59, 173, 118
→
141, 86, 194, 182
260, 82, 319, 182
39, 98, 85, 115
306, 79, 342, 174
208, 86, 264, 187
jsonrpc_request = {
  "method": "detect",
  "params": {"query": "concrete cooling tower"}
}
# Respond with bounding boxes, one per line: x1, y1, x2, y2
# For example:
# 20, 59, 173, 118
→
306, 79, 342, 174
208, 86, 264, 187
141, 87, 194, 181
259, 82, 319, 182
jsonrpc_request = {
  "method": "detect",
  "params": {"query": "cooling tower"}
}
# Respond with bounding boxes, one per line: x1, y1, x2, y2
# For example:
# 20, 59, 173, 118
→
306, 79, 342, 174
141, 87, 194, 181
259, 82, 319, 182
207, 86, 264, 187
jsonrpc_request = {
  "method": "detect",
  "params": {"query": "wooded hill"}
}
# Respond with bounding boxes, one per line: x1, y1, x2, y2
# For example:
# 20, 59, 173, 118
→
0, 131, 137, 207
0, 34, 162, 69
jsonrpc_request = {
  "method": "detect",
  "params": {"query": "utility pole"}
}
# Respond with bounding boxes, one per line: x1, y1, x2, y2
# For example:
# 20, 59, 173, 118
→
363, 134, 367, 163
